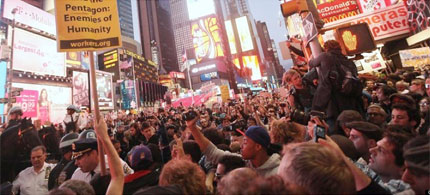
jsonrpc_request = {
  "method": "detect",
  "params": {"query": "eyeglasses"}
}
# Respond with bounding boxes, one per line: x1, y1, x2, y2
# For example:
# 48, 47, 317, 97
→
419, 102, 429, 106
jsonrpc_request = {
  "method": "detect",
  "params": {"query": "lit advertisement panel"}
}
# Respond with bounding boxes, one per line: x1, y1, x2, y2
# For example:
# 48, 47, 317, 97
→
66, 52, 82, 68
121, 80, 137, 110
99, 49, 120, 81
235, 16, 254, 52
192, 16, 224, 63
12, 83, 72, 124
225, 20, 237, 54
243, 56, 261, 81
96, 71, 114, 110
233, 58, 240, 69
72, 71, 90, 108
186, 0, 216, 20
12, 28, 66, 77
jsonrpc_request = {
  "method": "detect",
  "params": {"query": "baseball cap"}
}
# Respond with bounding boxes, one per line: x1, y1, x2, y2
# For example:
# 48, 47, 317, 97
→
67, 105, 80, 112
129, 145, 153, 169
238, 126, 270, 149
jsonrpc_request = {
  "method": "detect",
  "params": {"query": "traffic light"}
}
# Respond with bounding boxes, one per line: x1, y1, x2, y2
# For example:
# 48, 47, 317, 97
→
280, 0, 324, 28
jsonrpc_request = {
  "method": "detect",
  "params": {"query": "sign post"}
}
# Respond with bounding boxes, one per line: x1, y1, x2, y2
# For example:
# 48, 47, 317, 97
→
55, 0, 122, 176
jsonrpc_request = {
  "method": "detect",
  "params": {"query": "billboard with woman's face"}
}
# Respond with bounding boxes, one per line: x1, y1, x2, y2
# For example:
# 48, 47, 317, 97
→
12, 83, 72, 124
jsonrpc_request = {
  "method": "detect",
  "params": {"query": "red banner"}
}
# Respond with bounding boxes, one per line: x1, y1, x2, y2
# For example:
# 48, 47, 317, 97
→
317, 0, 360, 23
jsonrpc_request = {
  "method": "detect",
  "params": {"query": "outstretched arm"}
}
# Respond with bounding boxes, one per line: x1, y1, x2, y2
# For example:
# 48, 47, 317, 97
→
94, 118, 124, 195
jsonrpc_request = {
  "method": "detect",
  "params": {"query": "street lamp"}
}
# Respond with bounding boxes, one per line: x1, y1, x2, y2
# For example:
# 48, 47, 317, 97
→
7, 8, 18, 115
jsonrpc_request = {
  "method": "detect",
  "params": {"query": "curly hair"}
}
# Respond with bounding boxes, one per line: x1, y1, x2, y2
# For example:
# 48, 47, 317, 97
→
159, 159, 206, 194
270, 120, 304, 145
323, 40, 341, 52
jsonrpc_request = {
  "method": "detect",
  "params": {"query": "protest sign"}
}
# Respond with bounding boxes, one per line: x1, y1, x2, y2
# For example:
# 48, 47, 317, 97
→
55, 0, 122, 51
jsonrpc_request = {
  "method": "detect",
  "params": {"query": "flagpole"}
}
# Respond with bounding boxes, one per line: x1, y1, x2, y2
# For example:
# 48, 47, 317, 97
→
186, 59, 194, 104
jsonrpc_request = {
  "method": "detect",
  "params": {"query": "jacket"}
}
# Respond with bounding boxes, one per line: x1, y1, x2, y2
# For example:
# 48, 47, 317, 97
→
309, 50, 363, 119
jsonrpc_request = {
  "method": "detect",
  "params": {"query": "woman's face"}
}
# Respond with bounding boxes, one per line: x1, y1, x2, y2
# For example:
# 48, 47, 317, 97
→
41, 90, 47, 99
289, 73, 302, 88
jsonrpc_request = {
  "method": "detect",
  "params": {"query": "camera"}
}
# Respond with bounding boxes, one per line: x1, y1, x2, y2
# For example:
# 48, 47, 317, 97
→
290, 110, 326, 125
223, 119, 247, 132
183, 110, 197, 121
314, 125, 326, 142
280, 103, 286, 107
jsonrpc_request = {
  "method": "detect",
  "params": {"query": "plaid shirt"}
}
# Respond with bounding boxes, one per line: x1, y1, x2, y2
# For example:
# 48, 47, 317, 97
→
354, 161, 411, 194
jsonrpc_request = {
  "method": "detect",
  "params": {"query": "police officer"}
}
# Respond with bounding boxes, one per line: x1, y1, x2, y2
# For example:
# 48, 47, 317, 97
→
48, 133, 79, 190
7, 106, 23, 128
63, 105, 82, 133
71, 130, 133, 183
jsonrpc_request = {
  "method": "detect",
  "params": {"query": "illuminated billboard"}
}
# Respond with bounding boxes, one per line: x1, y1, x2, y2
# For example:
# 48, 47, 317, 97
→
235, 16, 254, 52
96, 71, 114, 110
192, 16, 225, 63
12, 28, 66, 77
225, 20, 237, 54
72, 71, 90, 108
186, 0, 216, 20
12, 83, 72, 124
99, 49, 120, 81
243, 56, 261, 81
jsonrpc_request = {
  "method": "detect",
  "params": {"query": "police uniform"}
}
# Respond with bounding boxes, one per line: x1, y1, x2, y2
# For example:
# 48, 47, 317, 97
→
70, 130, 133, 183
12, 162, 56, 195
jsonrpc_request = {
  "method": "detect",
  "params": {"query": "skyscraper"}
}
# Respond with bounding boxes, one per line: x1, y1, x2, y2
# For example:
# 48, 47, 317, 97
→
139, 0, 179, 73
117, 0, 134, 39
169, 0, 193, 72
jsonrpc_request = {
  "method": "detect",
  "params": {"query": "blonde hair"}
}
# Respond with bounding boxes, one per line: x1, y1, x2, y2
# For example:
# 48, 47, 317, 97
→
279, 143, 355, 194
282, 69, 300, 86
159, 159, 206, 194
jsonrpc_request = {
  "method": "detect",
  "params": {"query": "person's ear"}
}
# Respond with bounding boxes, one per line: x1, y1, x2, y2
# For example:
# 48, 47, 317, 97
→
368, 139, 377, 148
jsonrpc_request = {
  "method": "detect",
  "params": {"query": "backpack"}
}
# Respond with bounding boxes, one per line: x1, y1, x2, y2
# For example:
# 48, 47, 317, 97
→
329, 55, 363, 97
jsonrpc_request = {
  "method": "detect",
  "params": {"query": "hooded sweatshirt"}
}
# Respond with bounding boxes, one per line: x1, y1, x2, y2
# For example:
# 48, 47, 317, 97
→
204, 142, 280, 177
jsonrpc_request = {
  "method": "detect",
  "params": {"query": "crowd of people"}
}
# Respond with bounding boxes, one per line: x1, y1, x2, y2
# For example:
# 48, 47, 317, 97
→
0, 40, 429, 194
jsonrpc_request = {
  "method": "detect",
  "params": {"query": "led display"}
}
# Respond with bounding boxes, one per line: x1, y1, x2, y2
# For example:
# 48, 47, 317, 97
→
191, 16, 224, 63
235, 16, 254, 52
242, 55, 261, 81
225, 20, 237, 54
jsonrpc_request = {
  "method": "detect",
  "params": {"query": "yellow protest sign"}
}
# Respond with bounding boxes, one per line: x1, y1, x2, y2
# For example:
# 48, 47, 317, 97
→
55, 0, 122, 52
220, 85, 230, 103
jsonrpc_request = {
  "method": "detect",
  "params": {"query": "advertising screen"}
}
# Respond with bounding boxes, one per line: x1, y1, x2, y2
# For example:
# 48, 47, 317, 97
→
235, 16, 254, 52
12, 28, 66, 76
243, 55, 262, 81
3, 0, 56, 35
121, 80, 137, 110
225, 20, 237, 54
72, 71, 90, 108
399, 47, 430, 68
96, 71, 114, 110
316, 0, 359, 23
187, 0, 215, 20
99, 49, 120, 81
12, 83, 72, 125
192, 16, 225, 63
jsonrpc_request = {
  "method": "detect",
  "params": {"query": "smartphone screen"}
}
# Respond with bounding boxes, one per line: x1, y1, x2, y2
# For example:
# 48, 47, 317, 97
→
314, 125, 326, 142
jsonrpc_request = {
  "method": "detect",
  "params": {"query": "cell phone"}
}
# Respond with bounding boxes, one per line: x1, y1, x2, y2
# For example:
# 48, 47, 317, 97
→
314, 125, 326, 142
